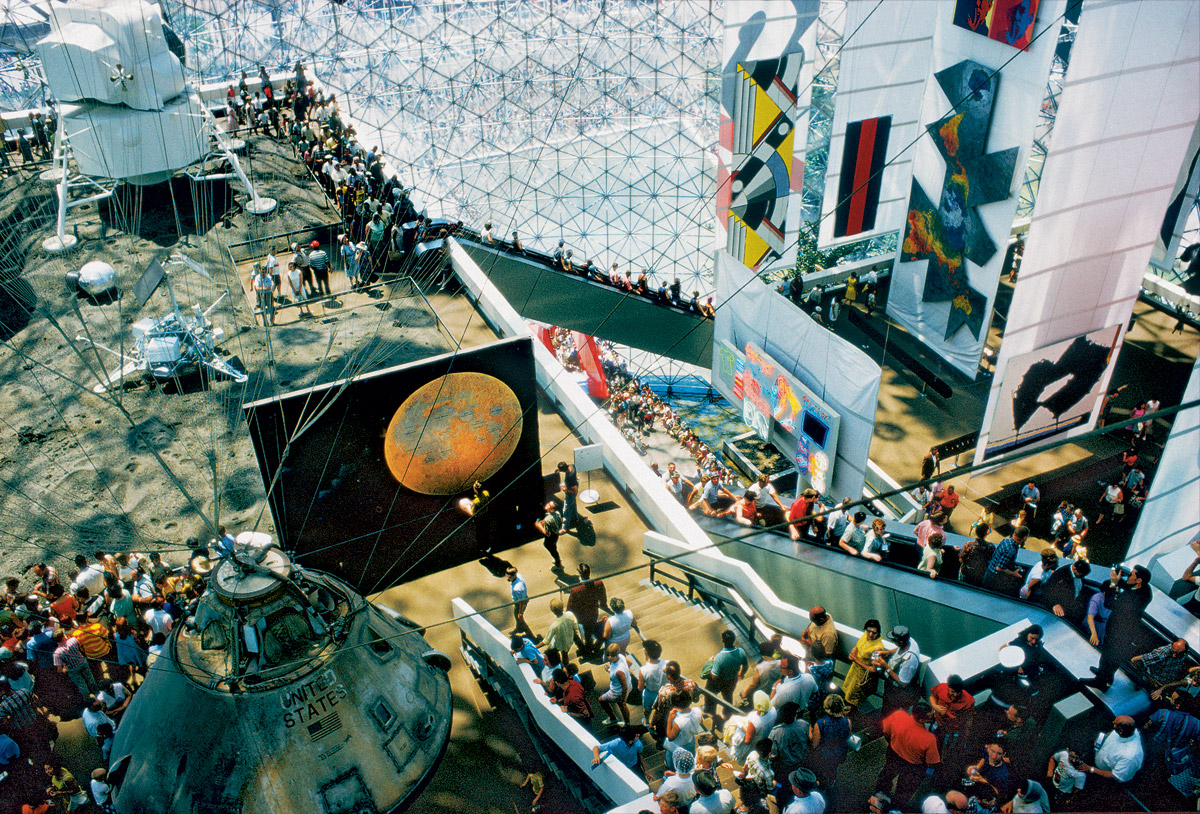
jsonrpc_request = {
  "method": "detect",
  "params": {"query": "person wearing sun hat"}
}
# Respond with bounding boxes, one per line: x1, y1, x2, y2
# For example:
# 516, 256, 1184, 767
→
736, 690, 777, 764
785, 767, 825, 813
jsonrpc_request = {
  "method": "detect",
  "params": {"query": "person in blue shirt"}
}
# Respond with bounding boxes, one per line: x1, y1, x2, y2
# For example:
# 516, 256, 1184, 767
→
1020, 481, 1040, 519
592, 726, 645, 775
510, 635, 544, 674
215, 525, 237, 558
506, 567, 536, 639
984, 526, 1029, 595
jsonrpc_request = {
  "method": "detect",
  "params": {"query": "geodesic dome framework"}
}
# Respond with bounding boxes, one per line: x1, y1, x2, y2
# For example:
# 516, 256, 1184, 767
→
169, 0, 724, 292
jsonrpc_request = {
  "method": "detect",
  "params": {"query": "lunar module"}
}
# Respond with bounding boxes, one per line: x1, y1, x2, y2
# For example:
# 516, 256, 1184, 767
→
77, 253, 247, 393
35, 0, 275, 253
107, 537, 453, 813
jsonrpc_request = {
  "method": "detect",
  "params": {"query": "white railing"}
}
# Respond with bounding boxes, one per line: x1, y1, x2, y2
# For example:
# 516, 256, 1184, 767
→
448, 239, 713, 547
452, 597, 649, 806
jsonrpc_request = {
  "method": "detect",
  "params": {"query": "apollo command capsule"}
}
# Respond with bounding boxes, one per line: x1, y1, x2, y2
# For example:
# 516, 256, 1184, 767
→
106, 538, 452, 813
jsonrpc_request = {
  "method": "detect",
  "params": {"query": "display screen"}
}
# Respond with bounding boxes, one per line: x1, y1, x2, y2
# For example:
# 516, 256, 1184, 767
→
802, 411, 829, 449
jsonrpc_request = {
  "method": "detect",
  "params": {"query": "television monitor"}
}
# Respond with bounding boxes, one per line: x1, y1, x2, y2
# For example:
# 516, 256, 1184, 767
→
801, 411, 829, 449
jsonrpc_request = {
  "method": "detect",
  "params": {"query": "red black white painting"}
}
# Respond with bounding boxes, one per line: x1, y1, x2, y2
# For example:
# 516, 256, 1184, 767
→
953, 0, 1040, 50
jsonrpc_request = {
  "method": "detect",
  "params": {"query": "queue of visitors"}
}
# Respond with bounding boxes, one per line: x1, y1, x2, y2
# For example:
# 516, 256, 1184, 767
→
525, 320, 1195, 811
511, 554, 1197, 814
226, 64, 468, 320
489, 230, 717, 319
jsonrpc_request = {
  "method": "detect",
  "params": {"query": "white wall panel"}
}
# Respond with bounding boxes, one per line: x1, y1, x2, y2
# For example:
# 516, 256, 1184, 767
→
886, 0, 1065, 378
819, 0, 938, 247
976, 0, 1200, 462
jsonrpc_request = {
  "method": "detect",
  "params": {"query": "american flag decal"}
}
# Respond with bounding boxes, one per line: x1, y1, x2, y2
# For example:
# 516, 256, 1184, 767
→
308, 712, 343, 742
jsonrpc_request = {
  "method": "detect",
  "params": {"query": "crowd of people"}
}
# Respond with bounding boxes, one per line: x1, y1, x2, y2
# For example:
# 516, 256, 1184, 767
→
230, 64, 469, 324
526, 316, 1198, 812
507, 547, 1198, 814
482, 227, 717, 319
781, 266, 884, 328
0, 109, 54, 172
0, 537, 232, 813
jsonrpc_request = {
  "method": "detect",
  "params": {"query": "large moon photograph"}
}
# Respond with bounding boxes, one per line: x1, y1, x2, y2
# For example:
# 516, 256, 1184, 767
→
244, 337, 543, 591
383, 371, 524, 495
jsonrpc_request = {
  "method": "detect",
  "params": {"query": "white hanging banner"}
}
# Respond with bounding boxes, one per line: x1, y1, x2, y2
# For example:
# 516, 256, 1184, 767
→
886, 0, 1065, 379
975, 0, 1200, 464
717, 0, 819, 275
819, 0, 938, 247
1124, 355, 1199, 568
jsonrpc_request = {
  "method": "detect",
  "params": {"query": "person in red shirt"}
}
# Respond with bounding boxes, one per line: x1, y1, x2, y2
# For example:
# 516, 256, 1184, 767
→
566, 563, 608, 657
550, 668, 592, 721
877, 701, 941, 808
928, 674, 975, 749
939, 485, 961, 521
47, 585, 77, 626
787, 489, 818, 541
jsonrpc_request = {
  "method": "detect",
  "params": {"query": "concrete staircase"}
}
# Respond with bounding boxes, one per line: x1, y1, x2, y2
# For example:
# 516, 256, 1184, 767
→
525, 575, 760, 783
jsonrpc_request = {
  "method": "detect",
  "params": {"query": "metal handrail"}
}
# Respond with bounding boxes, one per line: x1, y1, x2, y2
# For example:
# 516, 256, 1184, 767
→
648, 556, 762, 656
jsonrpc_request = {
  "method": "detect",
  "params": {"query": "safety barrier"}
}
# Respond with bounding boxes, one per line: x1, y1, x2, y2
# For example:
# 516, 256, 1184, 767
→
453, 597, 649, 809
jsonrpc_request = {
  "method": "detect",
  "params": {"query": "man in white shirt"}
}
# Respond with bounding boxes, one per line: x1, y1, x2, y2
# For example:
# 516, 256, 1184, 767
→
689, 769, 734, 814
71, 554, 107, 597
130, 568, 157, 610
96, 679, 131, 718
263, 245, 280, 287
1047, 748, 1087, 796
771, 654, 816, 713
824, 498, 852, 544
1077, 716, 1143, 783
81, 698, 115, 737
919, 790, 968, 812
783, 767, 826, 813
750, 474, 786, 519
143, 602, 173, 636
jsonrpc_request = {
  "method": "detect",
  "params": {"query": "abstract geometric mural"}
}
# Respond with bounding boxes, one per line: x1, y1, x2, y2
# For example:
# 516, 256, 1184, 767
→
953, 0, 1041, 50
983, 324, 1121, 458
834, 116, 892, 238
900, 60, 1018, 340
723, 53, 804, 269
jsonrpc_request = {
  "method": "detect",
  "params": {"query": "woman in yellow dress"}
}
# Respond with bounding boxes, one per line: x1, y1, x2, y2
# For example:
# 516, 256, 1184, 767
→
841, 618, 886, 710
844, 272, 859, 304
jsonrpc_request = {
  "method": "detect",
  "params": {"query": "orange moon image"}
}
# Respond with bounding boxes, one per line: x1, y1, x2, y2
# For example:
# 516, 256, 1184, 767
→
383, 371, 523, 495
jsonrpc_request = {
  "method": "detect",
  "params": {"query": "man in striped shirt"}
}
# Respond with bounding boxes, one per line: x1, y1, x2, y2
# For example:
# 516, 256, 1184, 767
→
308, 239, 331, 296
0, 678, 39, 731
54, 628, 97, 701
71, 613, 112, 683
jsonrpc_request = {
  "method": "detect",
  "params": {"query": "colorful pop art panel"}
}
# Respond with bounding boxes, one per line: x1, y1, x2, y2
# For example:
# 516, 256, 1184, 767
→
742, 343, 776, 440
724, 53, 804, 269
953, 0, 1040, 50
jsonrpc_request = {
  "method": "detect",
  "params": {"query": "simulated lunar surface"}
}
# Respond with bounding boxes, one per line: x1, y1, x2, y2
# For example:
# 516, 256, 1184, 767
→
383, 371, 523, 494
